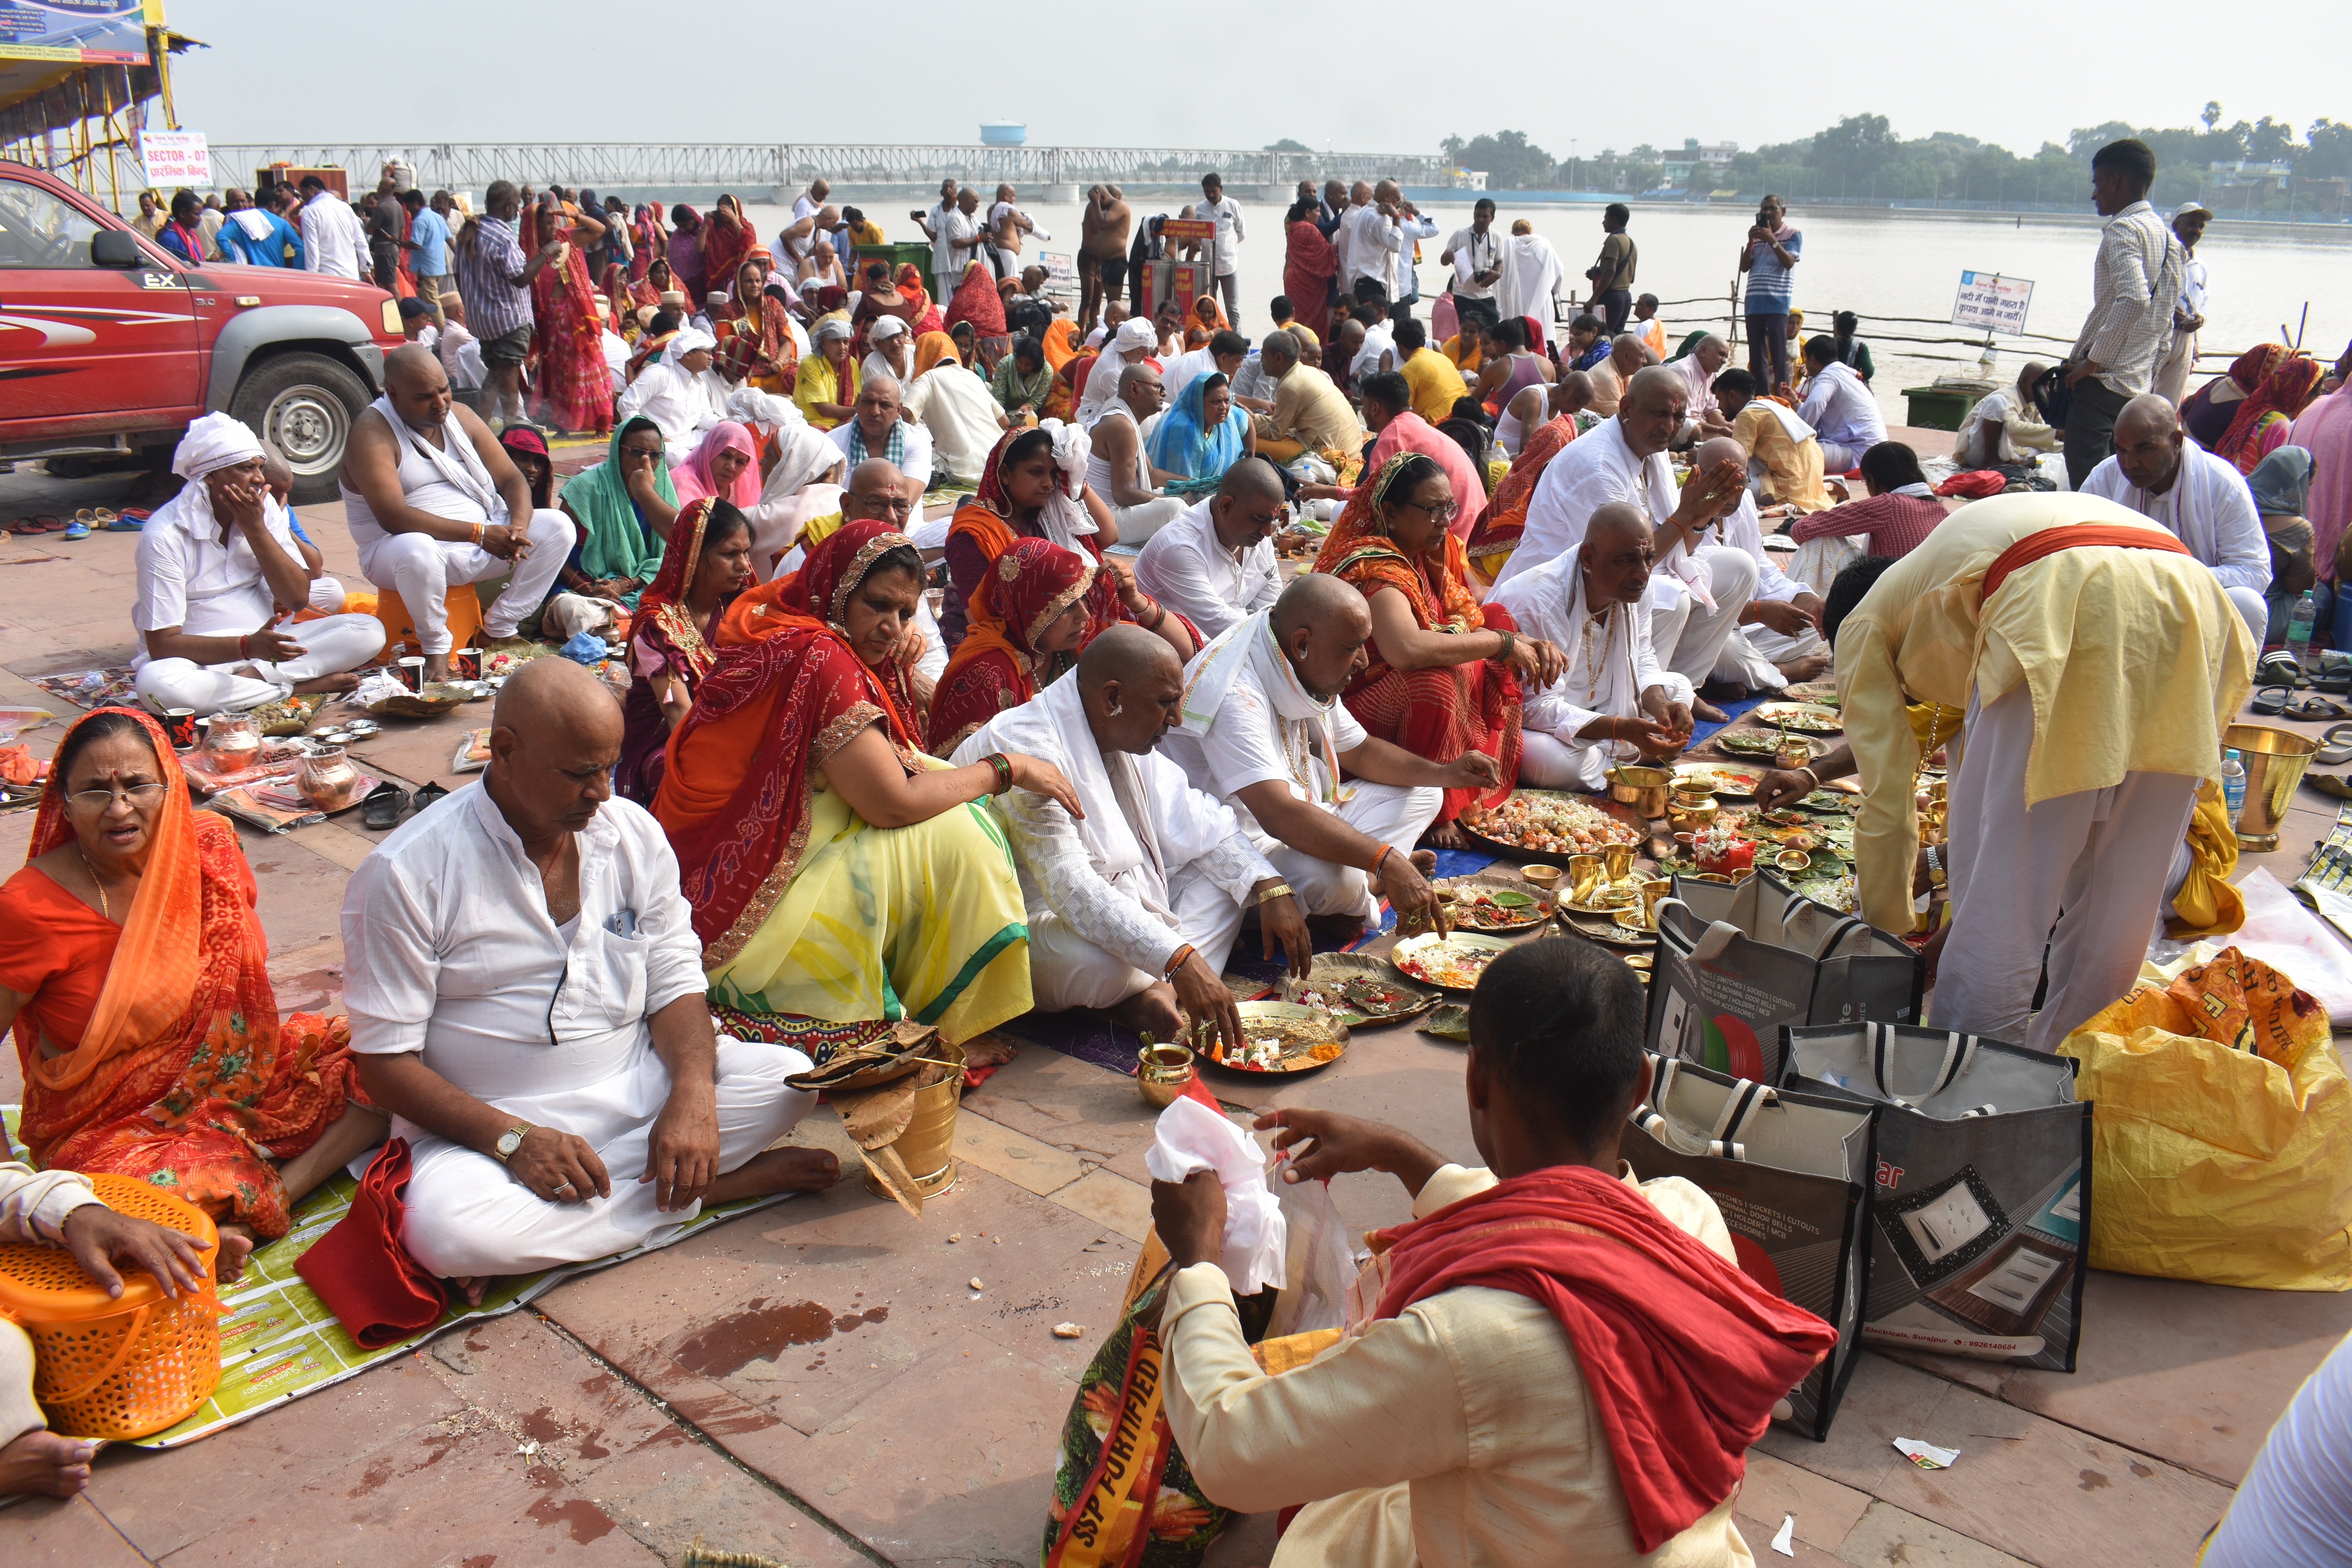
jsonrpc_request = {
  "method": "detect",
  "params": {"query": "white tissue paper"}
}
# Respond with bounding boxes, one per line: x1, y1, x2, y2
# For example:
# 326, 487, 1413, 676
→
1143, 1096, 1288, 1295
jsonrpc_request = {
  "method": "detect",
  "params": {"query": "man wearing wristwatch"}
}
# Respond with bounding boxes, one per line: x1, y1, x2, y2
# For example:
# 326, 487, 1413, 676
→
343, 659, 840, 1302
955, 626, 1310, 1053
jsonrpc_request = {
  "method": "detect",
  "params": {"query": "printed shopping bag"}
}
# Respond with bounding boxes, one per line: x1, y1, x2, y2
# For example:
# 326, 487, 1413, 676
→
1621, 1052, 1876, 1439
1781, 1022, 2090, 1371
1647, 876, 1922, 1087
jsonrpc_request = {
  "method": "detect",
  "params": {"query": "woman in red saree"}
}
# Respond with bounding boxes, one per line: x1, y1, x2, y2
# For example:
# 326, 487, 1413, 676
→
630, 255, 673, 313
619, 498, 755, 804
1282, 197, 1339, 347
2215, 352, 2326, 476
666, 204, 707, 300
897, 263, 945, 338
654, 521, 1071, 1057
944, 260, 1012, 373
1316, 452, 1562, 839
0, 710, 382, 1273
523, 202, 615, 434
928, 538, 1118, 754
701, 195, 752, 301
1465, 409, 1579, 588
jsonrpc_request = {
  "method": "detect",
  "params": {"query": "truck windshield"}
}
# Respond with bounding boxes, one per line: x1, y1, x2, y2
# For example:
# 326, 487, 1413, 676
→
0, 178, 105, 270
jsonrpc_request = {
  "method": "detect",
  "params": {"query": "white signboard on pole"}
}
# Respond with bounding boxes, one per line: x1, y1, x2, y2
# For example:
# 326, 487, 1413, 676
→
1952, 270, 2033, 335
141, 132, 212, 189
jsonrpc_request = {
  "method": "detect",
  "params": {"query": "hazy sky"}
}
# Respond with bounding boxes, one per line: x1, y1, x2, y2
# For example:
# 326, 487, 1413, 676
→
167, 0, 2347, 161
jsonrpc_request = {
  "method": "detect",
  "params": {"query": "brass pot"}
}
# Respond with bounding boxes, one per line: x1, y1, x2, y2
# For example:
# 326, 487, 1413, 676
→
1668, 794, 1719, 835
1137, 1042, 1198, 1110
1607, 764, 1672, 819
199, 711, 261, 767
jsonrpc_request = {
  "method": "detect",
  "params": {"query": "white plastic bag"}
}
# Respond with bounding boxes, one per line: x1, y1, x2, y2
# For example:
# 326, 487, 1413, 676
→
1143, 1097, 1287, 1294
2220, 868, 2352, 1024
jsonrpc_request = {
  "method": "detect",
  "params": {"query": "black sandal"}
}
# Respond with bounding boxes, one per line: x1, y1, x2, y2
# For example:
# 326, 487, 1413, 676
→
2250, 684, 2293, 716
360, 781, 408, 829
2314, 653, 2352, 693
2258, 651, 2310, 691
411, 780, 452, 813
2287, 695, 2352, 722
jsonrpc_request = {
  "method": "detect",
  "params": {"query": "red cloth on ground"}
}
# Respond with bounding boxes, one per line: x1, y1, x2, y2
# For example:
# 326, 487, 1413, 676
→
1371, 1163, 1839, 1554
294, 1138, 447, 1347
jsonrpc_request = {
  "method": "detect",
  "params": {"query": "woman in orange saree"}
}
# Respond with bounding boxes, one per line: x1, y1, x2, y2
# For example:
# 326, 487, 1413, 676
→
1315, 453, 1561, 840
1465, 409, 1579, 589
523, 201, 616, 435
0, 710, 383, 1273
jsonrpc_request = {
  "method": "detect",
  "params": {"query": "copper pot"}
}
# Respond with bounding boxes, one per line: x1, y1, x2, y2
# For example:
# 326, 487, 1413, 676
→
297, 745, 363, 811
198, 711, 261, 767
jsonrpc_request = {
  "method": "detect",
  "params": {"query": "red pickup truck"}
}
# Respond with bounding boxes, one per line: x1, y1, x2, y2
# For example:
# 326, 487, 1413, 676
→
0, 160, 404, 502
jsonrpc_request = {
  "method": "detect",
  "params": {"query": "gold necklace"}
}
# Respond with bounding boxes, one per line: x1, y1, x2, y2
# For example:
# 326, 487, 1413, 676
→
77, 847, 111, 921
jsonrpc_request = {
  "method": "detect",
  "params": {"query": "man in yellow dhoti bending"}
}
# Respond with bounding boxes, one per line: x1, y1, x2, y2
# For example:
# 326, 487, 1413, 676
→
1147, 938, 1836, 1566
1768, 492, 2253, 1051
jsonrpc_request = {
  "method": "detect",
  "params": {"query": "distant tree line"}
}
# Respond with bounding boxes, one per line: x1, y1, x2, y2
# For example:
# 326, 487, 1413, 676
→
1433, 113, 2352, 210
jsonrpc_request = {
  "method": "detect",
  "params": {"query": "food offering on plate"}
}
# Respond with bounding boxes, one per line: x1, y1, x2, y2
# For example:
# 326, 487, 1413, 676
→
1714, 728, 1820, 759
1199, 1002, 1347, 1072
1392, 931, 1515, 992
1459, 790, 1642, 857
1283, 954, 1439, 1025
1692, 822, 1757, 876
1798, 788, 1858, 814
1673, 763, 1760, 797
1753, 702, 1844, 734
1425, 879, 1554, 933
1795, 871, 1859, 913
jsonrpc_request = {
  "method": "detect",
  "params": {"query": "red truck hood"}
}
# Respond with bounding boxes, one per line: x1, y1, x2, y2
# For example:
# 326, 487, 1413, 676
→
189, 260, 404, 348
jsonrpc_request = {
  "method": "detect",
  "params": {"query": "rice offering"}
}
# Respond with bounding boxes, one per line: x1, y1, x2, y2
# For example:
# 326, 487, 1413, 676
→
1461, 792, 1641, 855
1394, 937, 1508, 990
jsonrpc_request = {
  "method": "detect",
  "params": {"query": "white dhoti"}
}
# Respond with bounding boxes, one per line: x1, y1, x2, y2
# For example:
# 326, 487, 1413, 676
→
1931, 681, 2200, 1053
0, 1318, 40, 1448
133, 611, 388, 715
1713, 622, 1826, 691
307, 575, 349, 614
1261, 782, 1445, 926
1106, 494, 1187, 546
2224, 585, 2268, 649
1648, 546, 1759, 688
1028, 864, 1252, 1011
1519, 732, 1613, 791
357, 508, 575, 653
1791, 533, 1867, 598
397, 1034, 814, 1279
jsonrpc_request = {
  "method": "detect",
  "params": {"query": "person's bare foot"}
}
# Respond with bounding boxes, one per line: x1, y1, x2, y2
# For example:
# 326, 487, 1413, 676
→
960, 1033, 1019, 1068
705, 1147, 843, 1205
421, 654, 452, 683
1425, 820, 1466, 850
449, 1275, 494, 1307
0, 1430, 97, 1497
215, 1223, 256, 1283
1109, 982, 1183, 1043
1777, 653, 1833, 683
1693, 699, 1730, 723
291, 671, 362, 697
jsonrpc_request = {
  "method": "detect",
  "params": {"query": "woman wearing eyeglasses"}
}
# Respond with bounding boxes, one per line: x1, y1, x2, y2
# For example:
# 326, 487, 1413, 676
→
1314, 453, 1566, 846
0, 709, 385, 1281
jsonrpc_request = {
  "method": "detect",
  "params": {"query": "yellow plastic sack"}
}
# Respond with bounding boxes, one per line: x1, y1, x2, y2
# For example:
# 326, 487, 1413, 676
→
2059, 946, 2352, 1291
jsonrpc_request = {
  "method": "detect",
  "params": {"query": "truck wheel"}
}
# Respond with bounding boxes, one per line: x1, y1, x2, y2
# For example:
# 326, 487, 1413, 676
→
229, 352, 372, 504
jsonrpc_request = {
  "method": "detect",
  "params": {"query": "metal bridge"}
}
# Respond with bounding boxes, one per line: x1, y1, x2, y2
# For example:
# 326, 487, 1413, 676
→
199, 142, 1453, 194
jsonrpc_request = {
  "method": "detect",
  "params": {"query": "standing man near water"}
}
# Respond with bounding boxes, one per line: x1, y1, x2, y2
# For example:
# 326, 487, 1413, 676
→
1585, 205, 1638, 336
1738, 196, 1801, 394
1443, 198, 1503, 339
1189, 173, 1246, 328
2057, 139, 2186, 490
2154, 200, 2213, 406
1078, 185, 1131, 334
911, 178, 959, 302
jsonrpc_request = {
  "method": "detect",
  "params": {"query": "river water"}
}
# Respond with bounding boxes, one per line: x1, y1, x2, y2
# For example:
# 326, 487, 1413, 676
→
742, 198, 2349, 425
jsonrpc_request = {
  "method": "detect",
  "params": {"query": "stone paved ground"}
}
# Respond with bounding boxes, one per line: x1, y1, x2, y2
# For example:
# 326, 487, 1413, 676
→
3, 456, 2348, 1567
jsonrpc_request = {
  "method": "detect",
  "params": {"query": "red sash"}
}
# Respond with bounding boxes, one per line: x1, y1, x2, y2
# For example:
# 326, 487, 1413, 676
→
1982, 523, 2190, 601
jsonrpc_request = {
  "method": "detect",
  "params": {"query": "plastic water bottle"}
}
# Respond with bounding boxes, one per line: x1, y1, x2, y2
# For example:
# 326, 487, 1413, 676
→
2287, 590, 2318, 666
2221, 749, 2247, 832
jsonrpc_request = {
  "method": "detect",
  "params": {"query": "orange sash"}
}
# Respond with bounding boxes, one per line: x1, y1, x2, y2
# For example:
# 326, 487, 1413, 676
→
1982, 523, 2190, 601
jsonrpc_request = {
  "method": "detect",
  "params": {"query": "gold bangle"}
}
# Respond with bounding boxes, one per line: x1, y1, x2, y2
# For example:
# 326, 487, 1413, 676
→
1256, 882, 1294, 905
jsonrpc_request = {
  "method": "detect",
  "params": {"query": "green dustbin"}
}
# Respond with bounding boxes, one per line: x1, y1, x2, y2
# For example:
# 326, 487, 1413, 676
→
856, 241, 936, 289
1900, 386, 1980, 432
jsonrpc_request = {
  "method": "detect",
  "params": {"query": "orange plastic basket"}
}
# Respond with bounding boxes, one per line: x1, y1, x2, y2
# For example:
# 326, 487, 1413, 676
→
0, 1173, 222, 1440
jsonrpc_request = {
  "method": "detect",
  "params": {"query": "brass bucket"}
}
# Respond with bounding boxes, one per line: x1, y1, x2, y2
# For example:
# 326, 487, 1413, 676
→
2226, 723, 2317, 851
860, 1039, 966, 1201
1607, 764, 1672, 819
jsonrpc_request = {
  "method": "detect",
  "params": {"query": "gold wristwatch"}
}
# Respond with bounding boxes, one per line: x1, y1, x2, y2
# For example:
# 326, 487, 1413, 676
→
1925, 846, 1947, 890
1257, 882, 1295, 905
493, 1121, 534, 1163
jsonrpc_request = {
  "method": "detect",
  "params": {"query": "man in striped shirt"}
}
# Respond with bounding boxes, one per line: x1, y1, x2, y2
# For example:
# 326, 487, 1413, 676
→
2058, 139, 2185, 489
452, 180, 558, 431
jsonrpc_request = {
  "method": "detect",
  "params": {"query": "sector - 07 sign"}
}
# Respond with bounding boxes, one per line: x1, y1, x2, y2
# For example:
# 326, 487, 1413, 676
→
0, 0, 163, 64
140, 129, 209, 187
1952, 271, 2033, 335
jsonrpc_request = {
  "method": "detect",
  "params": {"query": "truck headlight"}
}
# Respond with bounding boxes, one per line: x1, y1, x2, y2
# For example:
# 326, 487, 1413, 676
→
382, 299, 403, 335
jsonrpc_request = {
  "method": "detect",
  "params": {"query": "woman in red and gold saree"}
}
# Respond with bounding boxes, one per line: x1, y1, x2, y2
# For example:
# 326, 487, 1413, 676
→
0, 709, 382, 1272
1316, 452, 1556, 836
927, 538, 1114, 755
654, 522, 1054, 1059
524, 203, 615, 435
944, 260, 1012, 373
1465, 408, 1579, 589
700, 195, 752, 302
1282, 198, 1340, 347
897, 263, 945, 338
619, 498, 754, 805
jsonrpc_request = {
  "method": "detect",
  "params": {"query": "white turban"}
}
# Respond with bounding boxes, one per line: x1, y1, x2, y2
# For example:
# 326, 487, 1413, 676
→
760, 421, 846, 503
172, 412, 265, 481
662, 328, 717, 368
1112, 317, 1157, 355
869, 315, 909, 343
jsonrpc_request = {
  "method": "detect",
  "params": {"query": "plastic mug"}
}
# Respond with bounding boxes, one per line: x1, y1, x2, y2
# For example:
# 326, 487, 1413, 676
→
397, 656, 426, 693
450, 647, 481, 681
162, 708, 199, 749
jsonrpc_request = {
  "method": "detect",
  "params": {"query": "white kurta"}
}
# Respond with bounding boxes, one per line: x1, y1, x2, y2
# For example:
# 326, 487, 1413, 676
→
1490, 553, 1691, 790
1795, 360, 1886, 465
2081, 442, 2271, 597
1493, 235, 1564, 326
1133, 497, 1282, 641
1162, 613, 1441, 924
617, 361, 730, 461
341, 786, 813, 1278
952, 678, 1274, 1009
1710, 491, 1824, 690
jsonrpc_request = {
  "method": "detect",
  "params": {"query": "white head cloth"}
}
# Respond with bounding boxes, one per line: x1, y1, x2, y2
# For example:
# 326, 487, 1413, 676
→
662, 327, 718, 368
165, 413, 267, 538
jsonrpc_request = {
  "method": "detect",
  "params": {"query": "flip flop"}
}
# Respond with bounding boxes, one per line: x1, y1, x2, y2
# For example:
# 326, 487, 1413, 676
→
2250, 684, 2292, 716
2286, 695, 2352, 721
60, 521, 89, 541
28, 514, 65, 533
2314, 653, 2352, 693
2258, 650, 2310, 690
360, 781, 409, 829
103, 515, 144, 532
121, 506, 152, 522
2317, 724, 2352, 768
411, 780, 451, 812
5, 517, 40, 536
